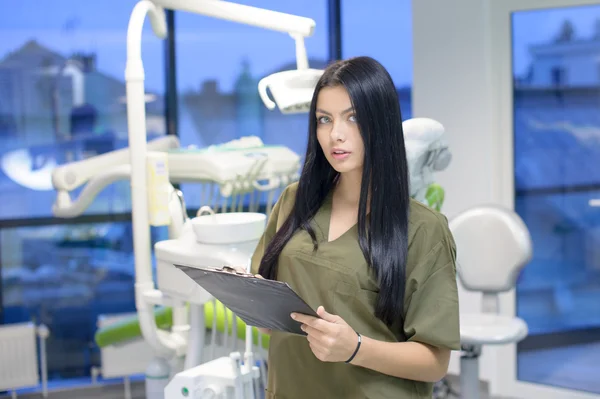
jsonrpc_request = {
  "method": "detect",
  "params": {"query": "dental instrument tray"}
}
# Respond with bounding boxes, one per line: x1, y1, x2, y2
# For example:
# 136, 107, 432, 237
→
175, 265, 319, 336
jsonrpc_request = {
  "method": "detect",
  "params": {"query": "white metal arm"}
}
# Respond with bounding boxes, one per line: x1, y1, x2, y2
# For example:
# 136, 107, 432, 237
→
51, 135, 179, 193
51, 135, 179, 219
151, 0, 314, 68
151, 0, 315, 36
53, 165, 132, 218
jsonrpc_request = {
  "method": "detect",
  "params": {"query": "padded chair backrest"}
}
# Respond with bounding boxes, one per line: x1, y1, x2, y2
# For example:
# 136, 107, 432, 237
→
449, 205, 533, 293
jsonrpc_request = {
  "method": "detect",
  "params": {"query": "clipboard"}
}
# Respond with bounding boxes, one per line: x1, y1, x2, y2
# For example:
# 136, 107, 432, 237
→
175, 265, 319, 335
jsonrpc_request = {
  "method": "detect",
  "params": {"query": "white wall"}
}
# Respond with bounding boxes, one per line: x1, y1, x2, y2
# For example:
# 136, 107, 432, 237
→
412, 0, 500, 383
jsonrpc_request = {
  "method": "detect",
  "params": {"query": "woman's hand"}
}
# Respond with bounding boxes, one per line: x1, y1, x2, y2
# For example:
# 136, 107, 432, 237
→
291, 306, 359, 363
254, 273, 272, 335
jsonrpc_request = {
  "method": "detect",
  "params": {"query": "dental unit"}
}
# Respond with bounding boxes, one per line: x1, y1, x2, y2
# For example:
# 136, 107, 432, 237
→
49, 2, 453, 397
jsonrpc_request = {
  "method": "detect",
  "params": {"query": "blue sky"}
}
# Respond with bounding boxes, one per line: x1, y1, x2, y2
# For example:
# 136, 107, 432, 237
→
0, 1, 598, 93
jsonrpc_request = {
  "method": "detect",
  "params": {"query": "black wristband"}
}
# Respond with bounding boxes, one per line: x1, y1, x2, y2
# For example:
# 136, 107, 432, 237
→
345, 331, 362, 364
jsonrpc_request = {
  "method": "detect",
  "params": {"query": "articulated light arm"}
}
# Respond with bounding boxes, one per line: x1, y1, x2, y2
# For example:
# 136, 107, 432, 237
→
147, 3, 167, 38
292, 34, 309, 70
151, 0, 315, 37
151, 0, 315, 69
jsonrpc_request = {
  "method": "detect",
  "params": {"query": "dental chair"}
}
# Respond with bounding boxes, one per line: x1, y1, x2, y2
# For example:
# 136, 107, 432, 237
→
449, 205, 533, 399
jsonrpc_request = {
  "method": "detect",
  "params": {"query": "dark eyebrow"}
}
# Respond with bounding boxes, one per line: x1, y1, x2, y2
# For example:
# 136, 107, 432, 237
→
316, 106, 354, 116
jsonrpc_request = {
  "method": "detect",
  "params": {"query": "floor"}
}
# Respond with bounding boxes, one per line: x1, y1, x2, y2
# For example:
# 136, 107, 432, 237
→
3, 381, 146, 399
4, 377, 515, 399
8, 342, 600, 399
438, 375, 516, 399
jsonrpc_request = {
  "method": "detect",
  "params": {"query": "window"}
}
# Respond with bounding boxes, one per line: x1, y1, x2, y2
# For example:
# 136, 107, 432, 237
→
0, 0, 166, 220
0, 0, 169, 390
511, 5, 600, 394
341, 0, 412, 120
1, 221, 168, 382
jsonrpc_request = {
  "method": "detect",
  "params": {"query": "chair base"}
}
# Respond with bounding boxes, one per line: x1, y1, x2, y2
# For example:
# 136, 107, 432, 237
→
460, 344, 482, 399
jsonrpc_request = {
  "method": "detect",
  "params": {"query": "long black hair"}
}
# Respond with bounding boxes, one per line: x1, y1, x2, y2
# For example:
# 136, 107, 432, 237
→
258, 56, 410, 328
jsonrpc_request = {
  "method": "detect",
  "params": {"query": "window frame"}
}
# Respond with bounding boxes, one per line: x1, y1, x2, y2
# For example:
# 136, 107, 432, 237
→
489, 1, 600, 398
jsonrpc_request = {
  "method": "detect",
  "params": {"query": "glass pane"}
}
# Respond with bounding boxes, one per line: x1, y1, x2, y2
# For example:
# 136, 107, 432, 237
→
512, 5, 600, 394
173, 1, 328, 209
1, 222, 168, 385
0, 1, 166, 220
341, 0, 412, 120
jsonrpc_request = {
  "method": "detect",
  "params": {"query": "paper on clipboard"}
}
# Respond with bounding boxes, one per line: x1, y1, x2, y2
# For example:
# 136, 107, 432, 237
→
175, 265, 319, 335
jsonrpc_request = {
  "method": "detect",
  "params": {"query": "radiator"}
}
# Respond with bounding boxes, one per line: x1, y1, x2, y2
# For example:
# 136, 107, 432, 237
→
0, 322, 48, 395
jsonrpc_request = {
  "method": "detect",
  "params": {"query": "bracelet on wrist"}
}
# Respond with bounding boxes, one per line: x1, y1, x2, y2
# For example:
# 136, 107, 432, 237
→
345, 331, 362, 364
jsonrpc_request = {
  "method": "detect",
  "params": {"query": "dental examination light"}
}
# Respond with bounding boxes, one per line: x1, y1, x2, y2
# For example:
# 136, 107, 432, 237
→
153, 0, 322, 114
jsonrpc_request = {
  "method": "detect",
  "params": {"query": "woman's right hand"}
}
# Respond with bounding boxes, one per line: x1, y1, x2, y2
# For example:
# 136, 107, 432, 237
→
254, 274, 272, 335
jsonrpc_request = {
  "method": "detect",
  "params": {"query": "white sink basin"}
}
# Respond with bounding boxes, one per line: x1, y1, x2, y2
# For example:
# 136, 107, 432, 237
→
191, 211, 266, 244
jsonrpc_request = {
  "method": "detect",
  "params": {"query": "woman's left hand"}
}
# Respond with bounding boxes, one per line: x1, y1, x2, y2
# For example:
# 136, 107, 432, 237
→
291, 306, 359, 363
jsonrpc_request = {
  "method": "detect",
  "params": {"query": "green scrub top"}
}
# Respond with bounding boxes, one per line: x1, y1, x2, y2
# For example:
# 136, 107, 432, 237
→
251, 182, 460, 398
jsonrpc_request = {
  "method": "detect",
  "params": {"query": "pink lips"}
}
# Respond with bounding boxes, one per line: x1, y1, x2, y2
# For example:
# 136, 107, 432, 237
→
331, 148, 351, 160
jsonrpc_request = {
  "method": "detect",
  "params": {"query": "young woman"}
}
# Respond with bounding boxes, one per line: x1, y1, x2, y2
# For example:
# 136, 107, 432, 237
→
251, 56, 460, 398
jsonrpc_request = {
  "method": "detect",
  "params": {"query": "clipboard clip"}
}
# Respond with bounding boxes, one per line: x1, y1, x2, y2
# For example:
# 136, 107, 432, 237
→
218, 266, 255, 277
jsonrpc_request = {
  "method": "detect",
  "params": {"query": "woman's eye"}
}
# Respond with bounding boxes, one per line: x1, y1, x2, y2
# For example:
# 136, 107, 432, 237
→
317, 116, 330, 124
348, 114, 357, 123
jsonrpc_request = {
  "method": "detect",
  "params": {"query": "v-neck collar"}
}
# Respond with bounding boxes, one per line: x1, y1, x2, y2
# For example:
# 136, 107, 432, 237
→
315, 191, 358, 244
